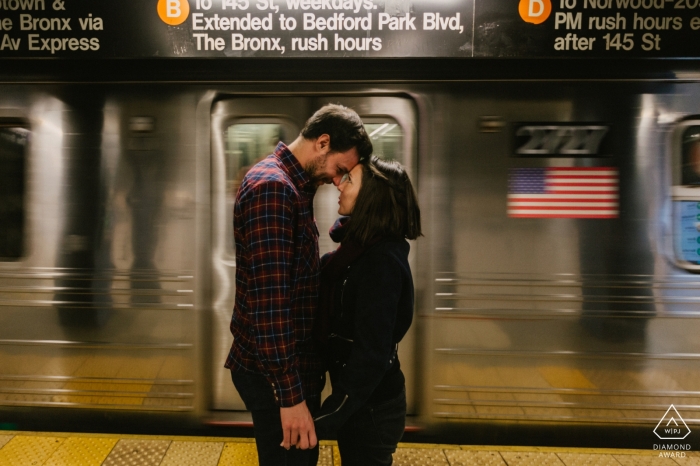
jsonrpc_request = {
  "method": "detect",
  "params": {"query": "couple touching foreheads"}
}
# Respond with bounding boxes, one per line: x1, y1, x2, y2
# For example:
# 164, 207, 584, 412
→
225, 104, 422, 466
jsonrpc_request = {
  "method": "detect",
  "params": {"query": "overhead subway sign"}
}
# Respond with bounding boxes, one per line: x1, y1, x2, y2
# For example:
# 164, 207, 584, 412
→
1, 0, 700, 57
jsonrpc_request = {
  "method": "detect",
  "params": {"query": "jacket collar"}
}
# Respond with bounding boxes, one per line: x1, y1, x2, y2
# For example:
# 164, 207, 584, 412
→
274, 142, 314, 192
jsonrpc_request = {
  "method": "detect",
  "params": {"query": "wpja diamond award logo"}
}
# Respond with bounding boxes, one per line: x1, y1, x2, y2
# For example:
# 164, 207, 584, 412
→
653, 404, 692, 458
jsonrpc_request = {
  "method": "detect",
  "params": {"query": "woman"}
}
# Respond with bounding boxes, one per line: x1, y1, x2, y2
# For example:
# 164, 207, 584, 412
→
314, 156, 422, 465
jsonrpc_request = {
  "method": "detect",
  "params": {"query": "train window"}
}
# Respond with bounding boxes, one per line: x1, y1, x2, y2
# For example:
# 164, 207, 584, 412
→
0, 124, 28, 261
673, 123, 700, 270
674, 201, 700, 266
221, 118, 406, 257
365, 120, 403, 162
681, 127, 700, 186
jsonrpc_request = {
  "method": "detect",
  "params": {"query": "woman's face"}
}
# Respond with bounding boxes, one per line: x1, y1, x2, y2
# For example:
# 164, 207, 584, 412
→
337, 163, 363, 216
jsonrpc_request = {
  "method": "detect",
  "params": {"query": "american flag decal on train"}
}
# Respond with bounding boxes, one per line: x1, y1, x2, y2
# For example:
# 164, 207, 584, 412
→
508, 167, 619, 218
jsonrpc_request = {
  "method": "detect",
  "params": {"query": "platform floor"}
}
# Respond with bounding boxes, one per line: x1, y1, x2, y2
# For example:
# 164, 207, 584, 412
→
0, 431, 697, 466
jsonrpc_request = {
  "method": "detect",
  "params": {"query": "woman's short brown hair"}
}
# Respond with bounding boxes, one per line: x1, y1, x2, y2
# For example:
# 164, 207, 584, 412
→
344, 156, 422, 246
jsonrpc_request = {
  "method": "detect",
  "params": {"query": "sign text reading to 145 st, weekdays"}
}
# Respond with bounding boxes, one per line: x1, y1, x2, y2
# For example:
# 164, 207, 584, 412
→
519, 0, 700, 53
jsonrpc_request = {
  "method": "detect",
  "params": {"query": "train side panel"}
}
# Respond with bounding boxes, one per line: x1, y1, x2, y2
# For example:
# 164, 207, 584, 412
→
0, 87, 204, 415
0, 81, 699, 439
424, 82, 700, 429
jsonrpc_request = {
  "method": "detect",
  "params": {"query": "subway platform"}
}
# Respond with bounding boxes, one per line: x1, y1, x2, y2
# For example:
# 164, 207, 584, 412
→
0, 431, 696, 466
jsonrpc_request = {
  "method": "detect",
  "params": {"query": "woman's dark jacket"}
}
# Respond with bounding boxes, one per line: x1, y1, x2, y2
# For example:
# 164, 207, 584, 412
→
314, 233, 414, 436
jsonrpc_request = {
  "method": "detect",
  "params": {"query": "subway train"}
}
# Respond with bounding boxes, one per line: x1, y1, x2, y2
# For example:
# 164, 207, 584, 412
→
0, 56, 700, 449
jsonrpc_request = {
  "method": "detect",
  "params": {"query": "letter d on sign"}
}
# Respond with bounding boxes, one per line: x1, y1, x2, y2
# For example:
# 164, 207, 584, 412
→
158, 0, 190, 26
519, 0, 551, 24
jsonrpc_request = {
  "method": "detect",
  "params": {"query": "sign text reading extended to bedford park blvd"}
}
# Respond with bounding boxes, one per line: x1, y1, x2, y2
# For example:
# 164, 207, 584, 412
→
1, 0, 700, 57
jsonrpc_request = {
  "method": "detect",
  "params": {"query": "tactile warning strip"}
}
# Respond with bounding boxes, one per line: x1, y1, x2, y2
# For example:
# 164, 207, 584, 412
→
332, 445, 341, 466
556, 452, 626, 466
444, 449, 507, 466
102, 439, 171, 466
159, 441, 224, 466
613, 454, 679, 465
44, 437, 118, 466
0, 435, 64, 466
0, 436, 12, 450
2, 431, 697, 466
674, 456, 700, 466
217, 442, 258, 466
393, 447, 450, 466
317, 445, 334, 466
500, 451, 566, 466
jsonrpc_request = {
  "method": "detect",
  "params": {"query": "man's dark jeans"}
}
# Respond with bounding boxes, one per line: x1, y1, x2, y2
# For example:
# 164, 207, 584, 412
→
336, 388, 406, 466
231, 370, 321, 466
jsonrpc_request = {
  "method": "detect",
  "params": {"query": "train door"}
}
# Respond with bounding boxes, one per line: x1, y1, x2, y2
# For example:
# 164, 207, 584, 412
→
210, 96, 418, 411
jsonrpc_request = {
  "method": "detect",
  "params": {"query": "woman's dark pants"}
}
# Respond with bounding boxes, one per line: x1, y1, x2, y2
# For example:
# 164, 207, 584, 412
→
337, 389, 406, 466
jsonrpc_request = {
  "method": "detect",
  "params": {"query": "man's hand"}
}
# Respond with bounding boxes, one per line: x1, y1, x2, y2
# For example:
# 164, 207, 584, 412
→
279, 400, 317, 450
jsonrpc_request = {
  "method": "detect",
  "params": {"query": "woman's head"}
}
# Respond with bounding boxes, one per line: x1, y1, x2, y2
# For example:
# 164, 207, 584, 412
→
337, 156, 422, 245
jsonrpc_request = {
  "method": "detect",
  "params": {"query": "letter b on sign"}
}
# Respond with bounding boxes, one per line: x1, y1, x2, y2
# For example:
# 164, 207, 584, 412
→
519, 0, 551, 24
167, 0, 181, 17
158, 0, 190, 26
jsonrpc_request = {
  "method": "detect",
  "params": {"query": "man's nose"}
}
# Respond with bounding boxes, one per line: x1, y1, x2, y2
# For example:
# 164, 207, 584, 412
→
331, 175, 343, 186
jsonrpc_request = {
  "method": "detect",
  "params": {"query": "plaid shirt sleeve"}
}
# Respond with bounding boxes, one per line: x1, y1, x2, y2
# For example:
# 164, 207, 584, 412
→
243, 180, 304, 407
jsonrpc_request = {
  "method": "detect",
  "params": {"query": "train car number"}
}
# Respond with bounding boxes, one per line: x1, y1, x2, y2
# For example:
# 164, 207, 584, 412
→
515, 124, 610, 157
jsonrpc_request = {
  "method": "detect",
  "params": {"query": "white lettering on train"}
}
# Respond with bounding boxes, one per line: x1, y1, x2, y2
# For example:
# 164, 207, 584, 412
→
231, 33, 285, 53
0, 0, 45, 11
20, 14, 71, 31
292, 33, 328, 51
334, 33, 381, 51
27, 34, 99, 53
0, 33, 20, 50
423, 12, 463, 33
378, 13, 415, 30
304, 12, 371, 30
285, 0, 374, 13
192, 13, 273, 31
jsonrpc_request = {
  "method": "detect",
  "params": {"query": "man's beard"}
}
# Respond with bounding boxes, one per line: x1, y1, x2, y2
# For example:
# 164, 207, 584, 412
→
304, 153, 329, 185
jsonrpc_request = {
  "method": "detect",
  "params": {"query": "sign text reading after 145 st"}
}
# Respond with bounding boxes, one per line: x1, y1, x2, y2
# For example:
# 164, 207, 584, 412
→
551, 0, 700, 52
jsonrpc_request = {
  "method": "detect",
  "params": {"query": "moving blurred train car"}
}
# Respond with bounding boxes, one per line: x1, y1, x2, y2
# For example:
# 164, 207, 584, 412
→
1, 0, 700, 449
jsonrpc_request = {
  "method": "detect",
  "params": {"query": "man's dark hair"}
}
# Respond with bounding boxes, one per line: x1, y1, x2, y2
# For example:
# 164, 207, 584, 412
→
301, 104, 372, 161
344, 156, 422, 246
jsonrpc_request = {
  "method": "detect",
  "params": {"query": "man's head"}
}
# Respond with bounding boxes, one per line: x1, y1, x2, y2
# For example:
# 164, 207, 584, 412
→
299, 104, 373, 186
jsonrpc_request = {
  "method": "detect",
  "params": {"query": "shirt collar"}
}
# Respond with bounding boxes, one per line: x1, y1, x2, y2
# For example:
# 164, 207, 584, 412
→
274, 142, 314, 191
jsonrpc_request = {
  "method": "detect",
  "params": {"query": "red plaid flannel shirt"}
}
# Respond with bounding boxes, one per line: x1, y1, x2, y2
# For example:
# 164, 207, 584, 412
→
225, 142, 323, 407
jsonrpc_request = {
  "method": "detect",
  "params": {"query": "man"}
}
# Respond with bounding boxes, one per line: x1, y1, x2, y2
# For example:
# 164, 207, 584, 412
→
225, 104, 373, 465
